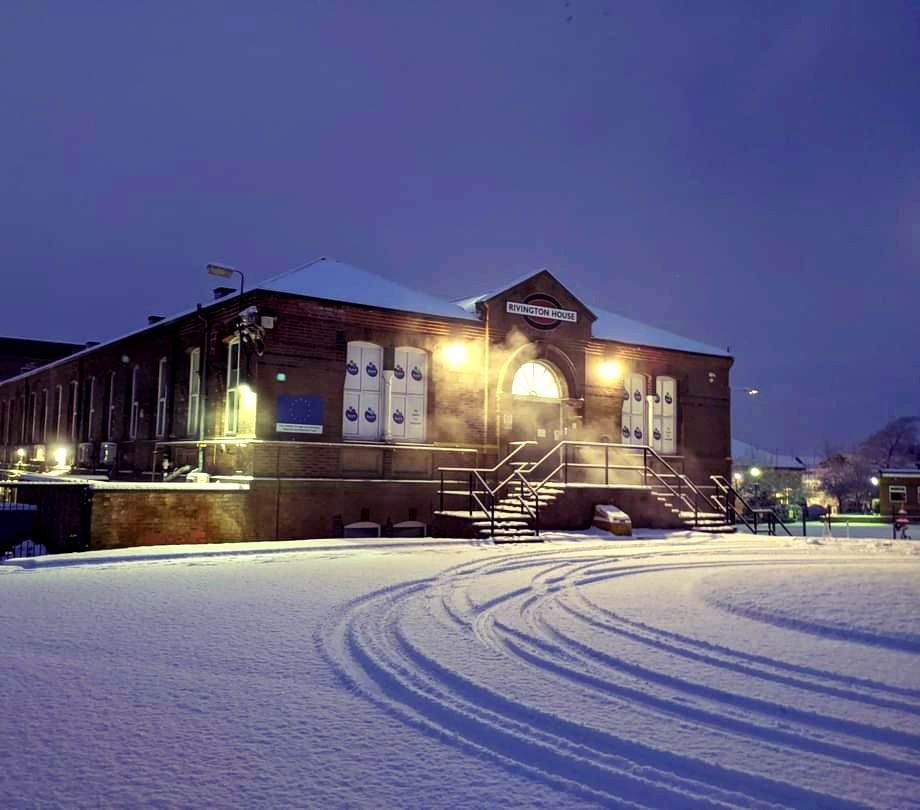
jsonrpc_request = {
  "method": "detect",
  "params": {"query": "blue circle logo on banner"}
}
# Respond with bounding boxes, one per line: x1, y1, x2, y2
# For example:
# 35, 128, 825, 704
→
411, 366, 423, 382
393, 409, 404, 425
364, 407, 377, 423
623, 390, 629, 400
394, 365, 405, 379
622, 426, 630, 438
345, 406, 358, 422
634, 427, 643, 440
346, 360, 359, 376
664, 392, 673, 405
366, 362, 378, 377
633, 390, 642, 402
653, 428, 661, 441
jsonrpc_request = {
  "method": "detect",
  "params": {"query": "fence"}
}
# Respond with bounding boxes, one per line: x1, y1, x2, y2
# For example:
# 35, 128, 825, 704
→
0, 481, 91, 558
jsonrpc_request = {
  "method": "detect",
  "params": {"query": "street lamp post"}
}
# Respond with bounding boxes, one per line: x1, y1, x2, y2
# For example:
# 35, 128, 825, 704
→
207, 263, 245, 297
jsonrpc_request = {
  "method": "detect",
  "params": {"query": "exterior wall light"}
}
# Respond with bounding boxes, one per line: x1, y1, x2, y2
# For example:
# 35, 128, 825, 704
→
53, 447, 69, 468
15, 447, 26, 460
733, 472, 743, 485
598, 360, 623, 383
442, 343, 468, 368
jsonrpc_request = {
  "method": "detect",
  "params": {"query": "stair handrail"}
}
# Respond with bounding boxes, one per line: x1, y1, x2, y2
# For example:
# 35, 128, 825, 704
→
512, 469, 541, 536
438, 441, 536, 475
710, 475, 792, 536
641, 445, 725, 516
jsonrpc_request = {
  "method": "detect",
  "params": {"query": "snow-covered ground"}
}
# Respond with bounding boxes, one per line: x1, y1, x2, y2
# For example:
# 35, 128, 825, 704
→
2, 531, 919, 808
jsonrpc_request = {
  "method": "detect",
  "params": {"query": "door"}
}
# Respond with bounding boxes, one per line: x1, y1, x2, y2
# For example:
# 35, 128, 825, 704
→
508, 399, 562, 464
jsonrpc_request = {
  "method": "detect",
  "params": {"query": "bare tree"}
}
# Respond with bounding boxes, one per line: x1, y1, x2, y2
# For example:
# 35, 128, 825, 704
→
859, 417, 919, 468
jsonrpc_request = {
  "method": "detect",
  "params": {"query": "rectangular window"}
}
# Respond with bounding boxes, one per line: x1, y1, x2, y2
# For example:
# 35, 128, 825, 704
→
39, 388, 48, 443
187, 348, 201, 436
106, 371, 117, 441
225, 339, 240, 435
889, 485, 907, 503
55, 384, 63, 440
29, 392, 38, 443
155, 357, 168, 438
129, 366, 140, 440
0, 400, 6, 446
69, 381, 78, 441
83, 376, 95, 441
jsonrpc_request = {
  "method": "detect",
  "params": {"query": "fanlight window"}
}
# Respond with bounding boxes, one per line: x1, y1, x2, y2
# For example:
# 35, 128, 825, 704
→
511, 361, 562, 399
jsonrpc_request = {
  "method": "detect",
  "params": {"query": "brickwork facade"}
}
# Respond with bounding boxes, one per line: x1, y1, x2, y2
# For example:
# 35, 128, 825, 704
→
0, 265, 733, 546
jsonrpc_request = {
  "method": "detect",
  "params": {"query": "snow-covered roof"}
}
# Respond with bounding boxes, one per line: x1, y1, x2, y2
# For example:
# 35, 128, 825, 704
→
258, 257, 479, 322
454, 268, 596, 320
879, 468, 920, 478
592, 309, 729, 357
456, 268, 729, 357
732, 439, 816, 470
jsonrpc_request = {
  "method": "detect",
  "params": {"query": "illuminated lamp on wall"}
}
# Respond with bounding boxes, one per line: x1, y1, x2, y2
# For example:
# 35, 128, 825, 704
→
442, 342, 468, 368
598, 359, 623, 383
52, 447, 69, 469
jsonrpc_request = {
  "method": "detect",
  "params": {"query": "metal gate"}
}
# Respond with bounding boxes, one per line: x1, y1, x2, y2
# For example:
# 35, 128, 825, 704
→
0, 482, 91, 556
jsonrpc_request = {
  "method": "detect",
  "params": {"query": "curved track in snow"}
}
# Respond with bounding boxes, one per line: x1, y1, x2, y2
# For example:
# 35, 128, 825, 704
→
321, 539, 920, 808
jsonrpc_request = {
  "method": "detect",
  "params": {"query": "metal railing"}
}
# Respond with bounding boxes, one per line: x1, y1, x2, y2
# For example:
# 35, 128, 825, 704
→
710, 475, 793, 536
438, 439, 726, 536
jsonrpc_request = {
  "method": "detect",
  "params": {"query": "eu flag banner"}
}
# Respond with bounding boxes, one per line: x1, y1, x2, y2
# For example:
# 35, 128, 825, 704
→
276, 395, 323, 434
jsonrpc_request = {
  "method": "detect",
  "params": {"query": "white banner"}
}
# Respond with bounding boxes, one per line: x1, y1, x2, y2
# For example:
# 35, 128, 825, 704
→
506, 301, 577, 323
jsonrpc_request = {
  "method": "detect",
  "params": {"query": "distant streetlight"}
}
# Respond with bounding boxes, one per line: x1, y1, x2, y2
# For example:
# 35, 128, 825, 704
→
870, 476, 880, 487
732, 386, 760, 396
207, 263, 245, 297
749, 466, 762, 479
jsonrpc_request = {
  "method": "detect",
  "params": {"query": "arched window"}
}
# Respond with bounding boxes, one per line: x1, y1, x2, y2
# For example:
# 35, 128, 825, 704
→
511, 361, 562, 400
343, 341, 383, 440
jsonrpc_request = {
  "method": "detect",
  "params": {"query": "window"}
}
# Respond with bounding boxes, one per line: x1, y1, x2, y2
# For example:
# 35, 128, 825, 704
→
18, 395, 26, 442
890, 485, 907, 503
29, 392, 38, 443
225, 339, 241, 435
621, 372, 648, 446
388, 346, 428, 442
69, 381, 78, 441
128, 367, 140, 439
39, 388, 48, 443
187, 348, 201, 436
512, 361, 562, 399
0, 400, 6, 446
155, 358, 168, 438
54, 385, 63, 440
651, 376, 678, 456
343, 341, 383, 440
106, 371, 117, 441
83, 376, 95, 441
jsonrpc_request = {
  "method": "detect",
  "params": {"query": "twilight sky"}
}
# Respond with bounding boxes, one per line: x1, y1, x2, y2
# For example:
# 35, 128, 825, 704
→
1, 1, 918, 454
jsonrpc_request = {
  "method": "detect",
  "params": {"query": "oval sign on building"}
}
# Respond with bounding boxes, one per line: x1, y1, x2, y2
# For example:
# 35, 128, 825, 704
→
506, 294, 577, 330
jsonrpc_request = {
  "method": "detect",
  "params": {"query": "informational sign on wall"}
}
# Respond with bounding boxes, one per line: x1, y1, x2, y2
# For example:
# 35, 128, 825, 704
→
506, 294, 577, 330
276, 395, 324, 434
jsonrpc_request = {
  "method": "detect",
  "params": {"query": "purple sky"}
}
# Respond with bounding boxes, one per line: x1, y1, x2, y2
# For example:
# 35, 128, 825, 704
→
2, 1, 918, 455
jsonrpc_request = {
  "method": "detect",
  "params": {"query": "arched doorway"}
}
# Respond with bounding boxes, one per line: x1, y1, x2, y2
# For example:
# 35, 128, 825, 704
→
508, 360, 565, 462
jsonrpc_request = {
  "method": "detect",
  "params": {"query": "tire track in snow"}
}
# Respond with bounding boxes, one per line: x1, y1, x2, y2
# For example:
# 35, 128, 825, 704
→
318, 544, 908, 808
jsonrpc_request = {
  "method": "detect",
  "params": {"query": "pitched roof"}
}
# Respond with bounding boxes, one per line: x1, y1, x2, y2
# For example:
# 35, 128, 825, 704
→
732, 439, 817, 470
454, 269, 597, 320
258, 257, 478, 321
457, 268, 729, 358
592, 309, 730, 357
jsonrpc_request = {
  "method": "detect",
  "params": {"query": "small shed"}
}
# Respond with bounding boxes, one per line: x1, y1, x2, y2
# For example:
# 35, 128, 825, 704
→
878, 469, 920, 517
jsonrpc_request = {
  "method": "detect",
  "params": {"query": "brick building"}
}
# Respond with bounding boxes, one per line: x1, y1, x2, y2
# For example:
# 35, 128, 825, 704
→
0, 257, 734, 546
878, 469, 920, 517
